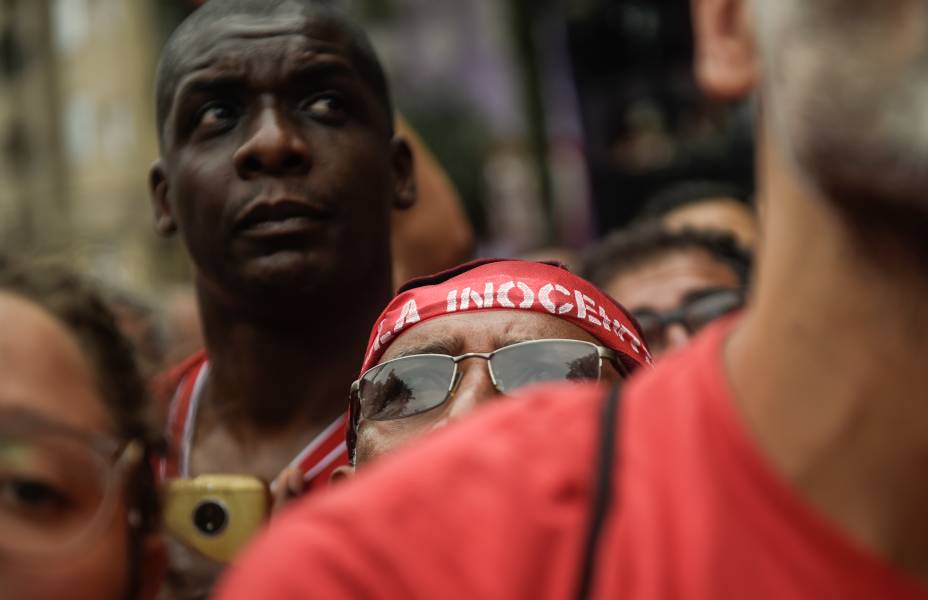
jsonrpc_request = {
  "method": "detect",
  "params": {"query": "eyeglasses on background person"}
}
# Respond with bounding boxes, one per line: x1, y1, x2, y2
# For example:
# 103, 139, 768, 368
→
632, 288, 744, 354
351, 338, 629, 425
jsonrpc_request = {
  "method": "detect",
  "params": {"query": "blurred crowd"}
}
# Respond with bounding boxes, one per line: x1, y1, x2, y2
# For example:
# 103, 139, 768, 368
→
2, 1, 927, 599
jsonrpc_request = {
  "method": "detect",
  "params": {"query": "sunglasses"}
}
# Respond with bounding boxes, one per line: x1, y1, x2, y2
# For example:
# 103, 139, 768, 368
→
632, 288, 744, 352
351, 338, 629, 426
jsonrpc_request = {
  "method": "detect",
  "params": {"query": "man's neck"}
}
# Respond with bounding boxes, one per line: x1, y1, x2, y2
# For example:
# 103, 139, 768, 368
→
727, 134, 928, 579
194, 275, 391, 442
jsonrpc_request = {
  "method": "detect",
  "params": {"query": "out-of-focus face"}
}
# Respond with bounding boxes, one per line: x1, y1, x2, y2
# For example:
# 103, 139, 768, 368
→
606, 248, 742, 358
0, 294, 134, 600
353, 310, 625, 466
151, 13, 412, 308
663, 198, 757, 250
751, 0, 928, 218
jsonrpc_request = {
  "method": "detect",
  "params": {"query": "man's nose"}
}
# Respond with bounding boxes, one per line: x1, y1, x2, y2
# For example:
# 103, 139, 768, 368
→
664, 323, 691, 350
441, 361, 500, 423
234, 105, 311, 178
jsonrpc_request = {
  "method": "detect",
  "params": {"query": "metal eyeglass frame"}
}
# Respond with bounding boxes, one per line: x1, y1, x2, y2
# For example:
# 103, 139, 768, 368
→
349, 338, 629, 435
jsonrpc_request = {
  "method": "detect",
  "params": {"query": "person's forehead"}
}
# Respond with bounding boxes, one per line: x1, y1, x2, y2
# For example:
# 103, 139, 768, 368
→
664, 200, 757, 248
174, 14, 359, 86
665, 198, 755, 230
607, 249, 741, 313
379, 310, 600, 362
0, 294, 111, 433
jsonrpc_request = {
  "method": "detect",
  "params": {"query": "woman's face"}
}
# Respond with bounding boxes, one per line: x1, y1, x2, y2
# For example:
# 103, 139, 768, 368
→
0, 293, 136, 600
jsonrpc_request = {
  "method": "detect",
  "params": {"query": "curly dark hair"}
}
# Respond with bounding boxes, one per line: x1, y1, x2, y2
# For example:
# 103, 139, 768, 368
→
580, 224, 753, 291
0, 258, 160, 596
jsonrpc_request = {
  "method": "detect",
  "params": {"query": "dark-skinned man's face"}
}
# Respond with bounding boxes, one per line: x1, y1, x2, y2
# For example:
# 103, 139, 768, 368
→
150, 14, 413, 305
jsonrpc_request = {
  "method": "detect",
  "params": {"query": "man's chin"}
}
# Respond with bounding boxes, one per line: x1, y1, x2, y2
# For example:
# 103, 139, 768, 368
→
235, 249, 335, 296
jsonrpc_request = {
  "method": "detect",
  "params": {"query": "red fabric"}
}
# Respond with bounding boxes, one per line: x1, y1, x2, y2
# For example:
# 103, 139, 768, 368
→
156, 351, 207, 479
290, 414, 350, 494
215, 318, 928, 600
156, 352, 348, 486
360, 259, 653, 375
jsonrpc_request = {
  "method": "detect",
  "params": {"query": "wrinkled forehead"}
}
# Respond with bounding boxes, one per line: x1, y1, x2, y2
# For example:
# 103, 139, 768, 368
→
378, 310, 601, 363
177, 14, 356, 79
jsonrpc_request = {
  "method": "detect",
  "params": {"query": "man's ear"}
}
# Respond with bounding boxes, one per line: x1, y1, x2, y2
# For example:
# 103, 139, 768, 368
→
137, 535, 167, 600
390, 137, 416, 211
691, 0, 757, 99
149, 159, 177, 237
330, 464, 356, 484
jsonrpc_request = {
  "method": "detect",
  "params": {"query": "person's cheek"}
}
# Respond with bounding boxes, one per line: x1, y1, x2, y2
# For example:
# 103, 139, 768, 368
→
0, 519, 132, 600
356, 418, 435, 466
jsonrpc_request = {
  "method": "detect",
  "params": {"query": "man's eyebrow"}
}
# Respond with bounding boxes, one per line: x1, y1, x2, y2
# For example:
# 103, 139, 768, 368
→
392, 338, 460, 359
172, 58, 358, 109
170, 73, 245, 119
175, 75, 242, 100
286, 59, 358, 83
681, 287, 738, 305
495, 335, 538, 349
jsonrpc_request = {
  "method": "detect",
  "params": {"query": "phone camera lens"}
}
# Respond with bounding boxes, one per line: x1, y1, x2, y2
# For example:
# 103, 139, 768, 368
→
192, 499, 228, 536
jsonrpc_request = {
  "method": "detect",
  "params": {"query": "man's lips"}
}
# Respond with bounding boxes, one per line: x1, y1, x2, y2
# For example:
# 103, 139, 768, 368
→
234, 198, 334, 239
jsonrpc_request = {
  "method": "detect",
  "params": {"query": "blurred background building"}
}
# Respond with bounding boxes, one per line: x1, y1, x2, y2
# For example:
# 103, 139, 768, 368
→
0, 0, 752, 292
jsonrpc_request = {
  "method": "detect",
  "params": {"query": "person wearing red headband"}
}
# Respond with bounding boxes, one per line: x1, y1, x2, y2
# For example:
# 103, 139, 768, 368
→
345, 259, 650, 470
267, 259, 649, 497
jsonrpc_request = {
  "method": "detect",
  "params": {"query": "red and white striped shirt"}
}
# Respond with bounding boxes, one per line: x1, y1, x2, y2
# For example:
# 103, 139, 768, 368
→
159, 351, 348, 491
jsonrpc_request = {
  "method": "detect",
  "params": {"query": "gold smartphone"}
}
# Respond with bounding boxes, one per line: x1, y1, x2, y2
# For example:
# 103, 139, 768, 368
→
162, 475, 271, 563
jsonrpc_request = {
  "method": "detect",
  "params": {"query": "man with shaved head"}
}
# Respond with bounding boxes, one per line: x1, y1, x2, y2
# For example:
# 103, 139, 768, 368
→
149, 0, 414, 596
217, 1, 928, 598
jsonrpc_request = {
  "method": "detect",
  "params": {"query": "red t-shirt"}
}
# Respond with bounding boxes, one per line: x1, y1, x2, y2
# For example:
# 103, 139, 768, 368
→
214, 319, 928, 599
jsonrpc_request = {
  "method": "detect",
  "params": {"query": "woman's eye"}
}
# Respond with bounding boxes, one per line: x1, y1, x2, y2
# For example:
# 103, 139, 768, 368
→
0, 478, 69, 514
301, 95, 346, 120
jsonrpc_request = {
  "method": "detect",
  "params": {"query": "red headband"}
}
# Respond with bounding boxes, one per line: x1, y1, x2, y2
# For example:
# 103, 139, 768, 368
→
360, 259, 653, 375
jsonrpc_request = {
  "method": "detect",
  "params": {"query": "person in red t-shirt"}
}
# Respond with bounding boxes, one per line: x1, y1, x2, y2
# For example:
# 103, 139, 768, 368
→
215, 0, 928, 598
148, 0, 415, 596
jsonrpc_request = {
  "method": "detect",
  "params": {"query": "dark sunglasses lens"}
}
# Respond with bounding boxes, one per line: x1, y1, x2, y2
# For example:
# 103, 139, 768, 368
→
683, 290, 744, 333
359, 356, 456, 421
490, 341, 600, 394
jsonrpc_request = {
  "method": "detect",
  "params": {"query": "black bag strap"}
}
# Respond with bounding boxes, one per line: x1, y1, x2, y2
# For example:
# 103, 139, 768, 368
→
575, 384, 623, 600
